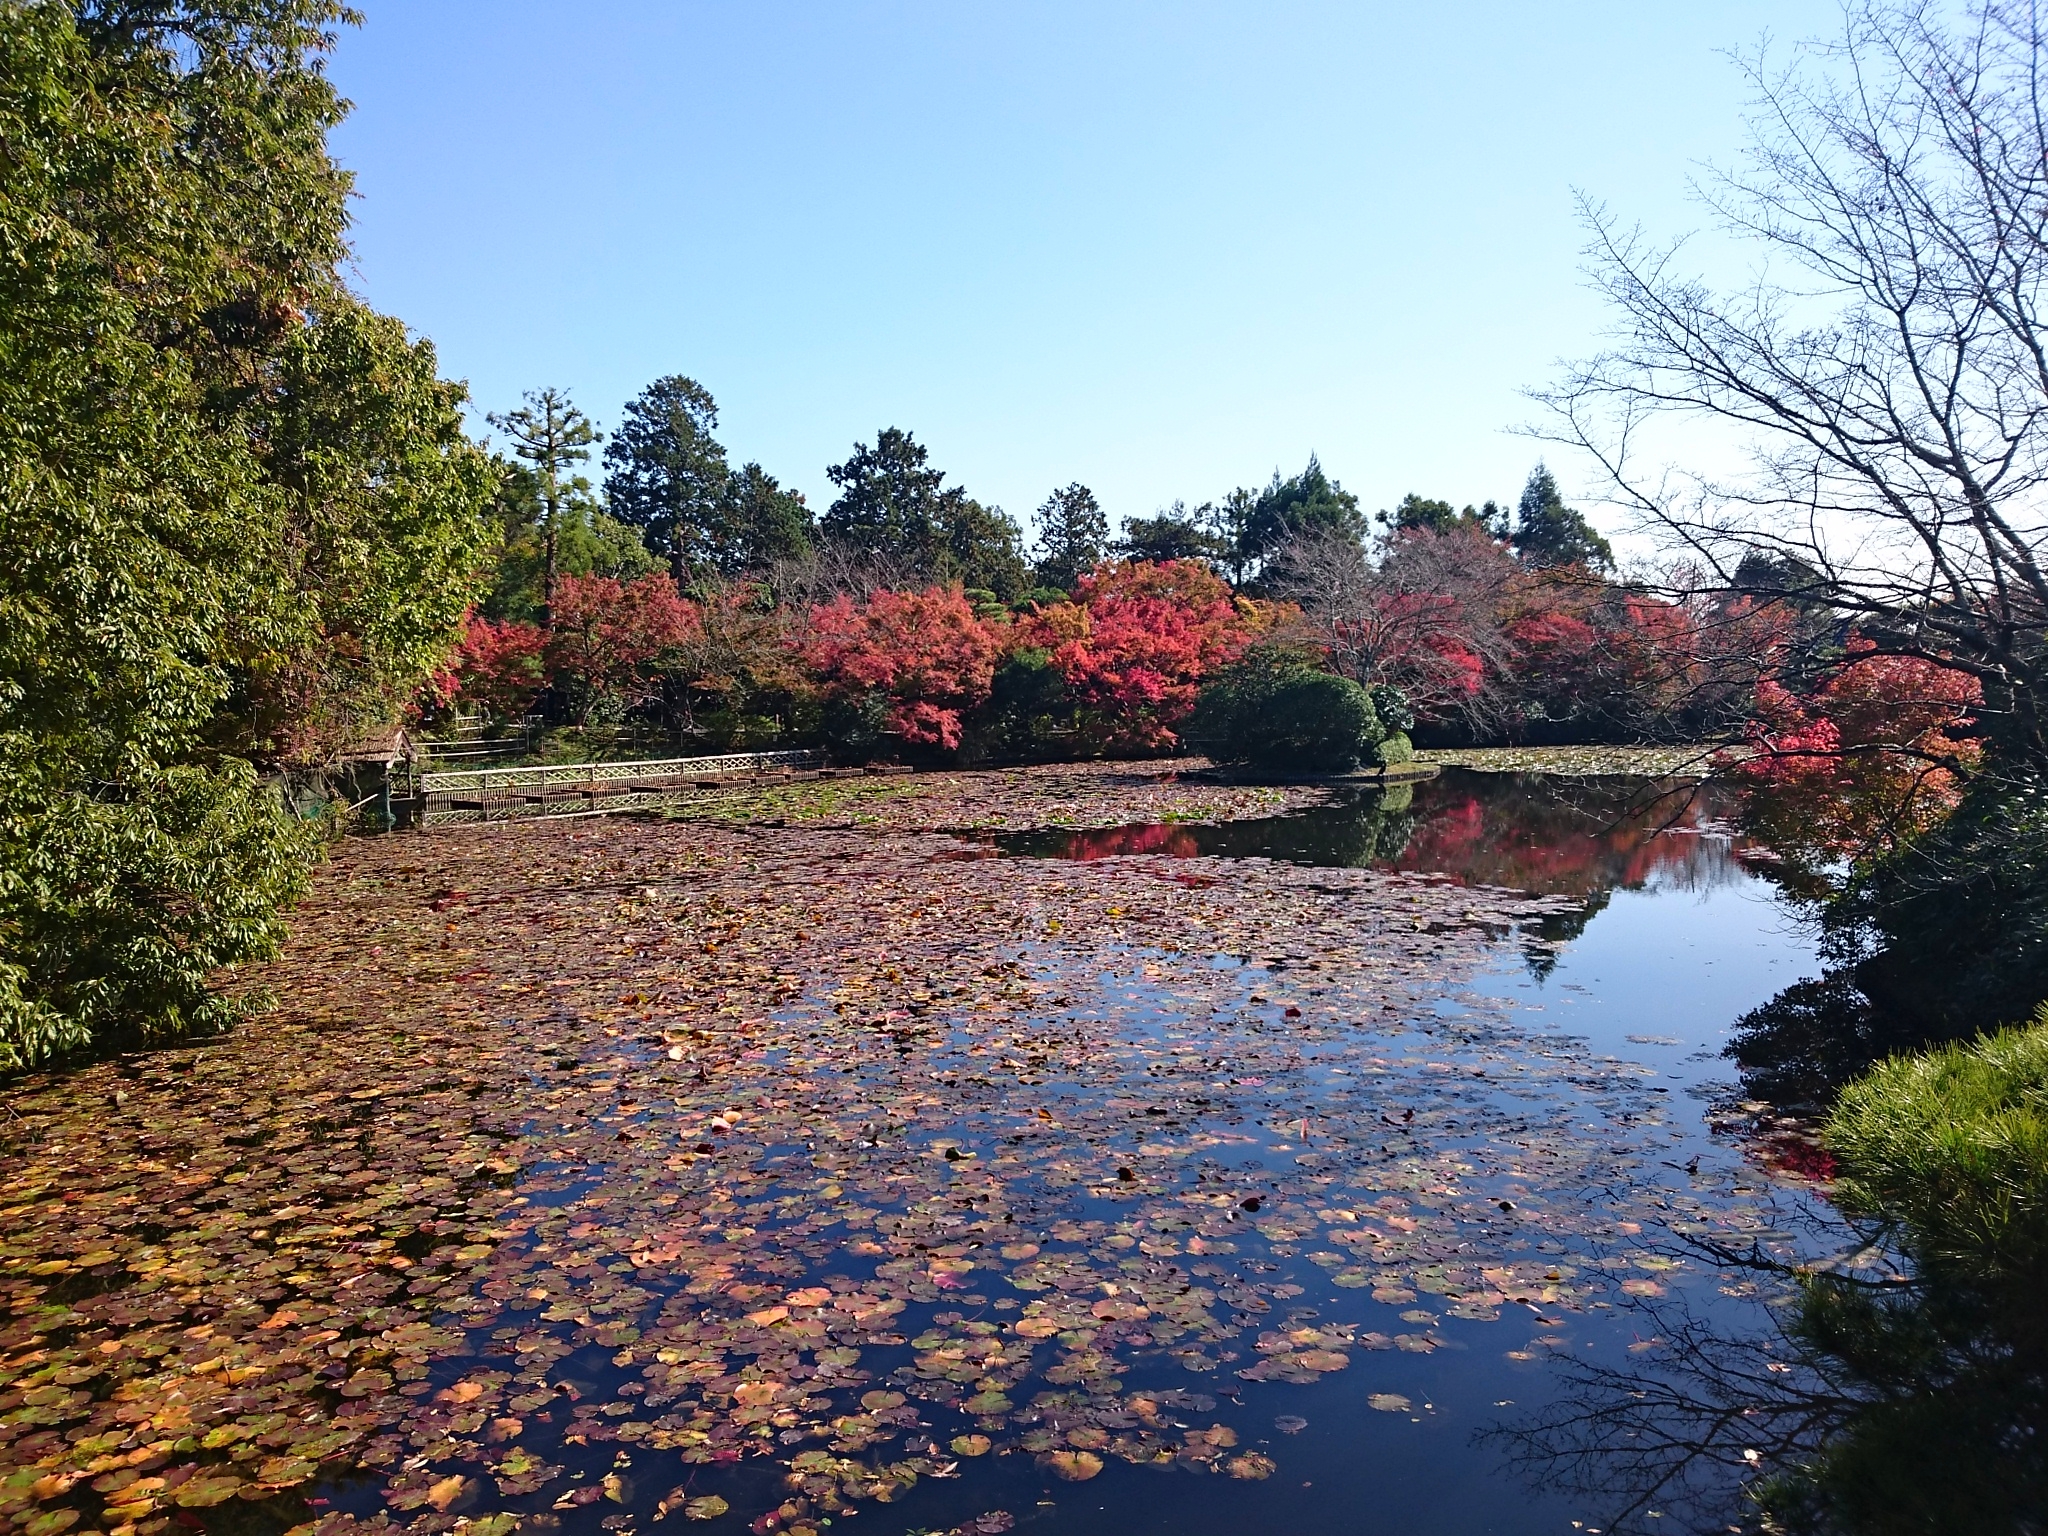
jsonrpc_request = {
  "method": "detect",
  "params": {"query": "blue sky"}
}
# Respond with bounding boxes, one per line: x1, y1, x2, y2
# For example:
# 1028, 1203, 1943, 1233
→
328, 1, 1840, 544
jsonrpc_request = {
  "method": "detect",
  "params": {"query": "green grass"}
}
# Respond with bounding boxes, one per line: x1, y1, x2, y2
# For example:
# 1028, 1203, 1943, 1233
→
1415, 744, 1727, 776
664, 776, 931, 826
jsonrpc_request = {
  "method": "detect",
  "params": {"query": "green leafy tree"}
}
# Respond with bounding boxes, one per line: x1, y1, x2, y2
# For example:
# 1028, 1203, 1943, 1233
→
1238, 456, 1366, 574
1114, 503, 1231, 567
481, 456, 657, 622
721, 462, 815, 571
488, 388, 599, 624
941, 496, 1029, 600
0, 2, 494, 1068
1511, 465, 1612, 570
601, 374, 737, 576
821, 426, 949, 571
822, 427, 1026, 597
1377, 493, 1508, 539
1032, 482, 1108, 591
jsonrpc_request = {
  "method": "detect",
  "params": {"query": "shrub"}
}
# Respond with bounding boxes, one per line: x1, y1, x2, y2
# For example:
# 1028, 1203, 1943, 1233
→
960, 649, 1073, 765
1755, 1015, 2048, 1530
0, 762, 320, 1072
1825, 1010, 2048, 1281
1192, 651, 1385, 773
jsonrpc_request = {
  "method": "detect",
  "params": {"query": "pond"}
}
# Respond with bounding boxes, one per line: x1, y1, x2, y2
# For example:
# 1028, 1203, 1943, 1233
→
0, 764, 1883, 1536
974, 771, 1838, 1534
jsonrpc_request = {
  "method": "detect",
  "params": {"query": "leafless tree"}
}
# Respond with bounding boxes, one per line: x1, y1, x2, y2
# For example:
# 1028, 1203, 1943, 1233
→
759, 539, 913, 643
1537, 0, 2048, 771
1266, 521, 1518, 734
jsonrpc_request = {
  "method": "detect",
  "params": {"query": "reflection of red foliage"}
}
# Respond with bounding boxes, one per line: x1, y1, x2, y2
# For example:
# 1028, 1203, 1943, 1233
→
805, 586, 1001, 748
1025, 561, 1267, 751
1754, 1132, 1838, 1186
1053, 824, 1204, 860
1384, 784, 1753, 896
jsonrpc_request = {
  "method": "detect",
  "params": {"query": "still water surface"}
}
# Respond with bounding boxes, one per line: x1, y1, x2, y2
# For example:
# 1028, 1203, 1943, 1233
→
310, 772, 1840, 1536
981, 771, 1833, 1534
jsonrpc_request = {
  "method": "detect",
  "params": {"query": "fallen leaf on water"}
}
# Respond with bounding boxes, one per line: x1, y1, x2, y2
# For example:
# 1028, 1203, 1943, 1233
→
1042, 1450, 1104, 1482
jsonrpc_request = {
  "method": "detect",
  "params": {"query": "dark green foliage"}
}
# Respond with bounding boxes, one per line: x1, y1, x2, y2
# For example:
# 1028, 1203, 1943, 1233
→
819, 691, 892, 764
1192, 650, 1386, 773
1730, 777, 2048, 1101
940, 498, 1029, 601
1510, 465, 1612, 571
721, 461, 815, 571
600, 374, 814, 581
0, 2, 494, 1068
1031, 482, 1108, 591
1238, 456, 1366, 571
1113, 508, 1230, 566
822, 427, 1026, 597
1838, 776, 2048, 1041
1757, 1019, 2048, 1532
962, 649, 1074, 765
1376, 494, 1507, 538
604, 374, 723, 565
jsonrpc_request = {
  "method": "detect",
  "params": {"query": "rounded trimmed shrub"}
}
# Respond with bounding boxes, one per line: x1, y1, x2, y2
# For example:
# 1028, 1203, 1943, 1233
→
1192, 651, 1385, 772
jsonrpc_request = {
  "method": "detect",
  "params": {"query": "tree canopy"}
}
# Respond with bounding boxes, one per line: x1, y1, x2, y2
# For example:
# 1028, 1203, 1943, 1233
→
602, 375, 729, 575
1032, 482, 1108, 591
1510, 465, 1612, 570
0, 1, 495, 1067
488, 389, 600, 622
1379, 493, 1508, 539
822, 428, 1026, 597
1114, 505, 1230, 567
1237, 456, 1367, 572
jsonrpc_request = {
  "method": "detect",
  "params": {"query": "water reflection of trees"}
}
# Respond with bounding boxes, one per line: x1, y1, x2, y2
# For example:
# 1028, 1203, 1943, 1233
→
1027, 770, 1766, 902
1492, 1226, 2047, 1535
1725, 769, 2048, 1102
1379, 772, 1761, 899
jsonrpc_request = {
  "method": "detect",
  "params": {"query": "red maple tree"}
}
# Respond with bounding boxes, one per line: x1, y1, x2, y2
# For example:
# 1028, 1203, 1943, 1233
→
803, 586, 1001, 749
546, 574, 699, 725
1025, 560, 1268, 751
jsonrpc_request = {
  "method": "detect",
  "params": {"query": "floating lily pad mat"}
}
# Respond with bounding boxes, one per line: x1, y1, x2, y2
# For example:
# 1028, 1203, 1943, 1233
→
0, 763, 1832, 1536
